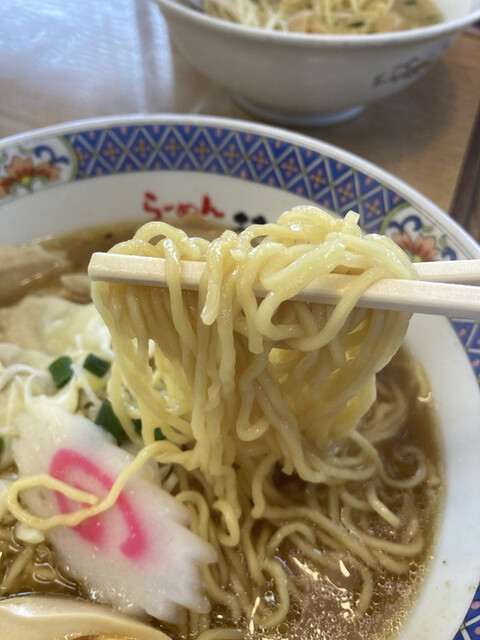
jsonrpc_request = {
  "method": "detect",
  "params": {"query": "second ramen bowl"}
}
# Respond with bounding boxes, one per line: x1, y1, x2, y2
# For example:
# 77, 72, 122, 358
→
153, 0, 480, 126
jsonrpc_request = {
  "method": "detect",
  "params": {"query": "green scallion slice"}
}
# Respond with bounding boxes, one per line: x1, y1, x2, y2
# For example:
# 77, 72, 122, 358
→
48, 356, 74, 389
95, 399, 126, 441
132, 418, 142, 435
0, 436, 4, 456
154, 427, 166, 441
83, 353, 111, 378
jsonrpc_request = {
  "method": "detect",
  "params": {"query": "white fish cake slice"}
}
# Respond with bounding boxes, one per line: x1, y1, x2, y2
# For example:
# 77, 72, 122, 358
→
12, 400, 217, 623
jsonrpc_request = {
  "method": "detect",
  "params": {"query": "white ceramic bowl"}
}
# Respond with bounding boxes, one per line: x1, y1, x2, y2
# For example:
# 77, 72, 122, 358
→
153, 0, 480, 126
1, 115, 480, 640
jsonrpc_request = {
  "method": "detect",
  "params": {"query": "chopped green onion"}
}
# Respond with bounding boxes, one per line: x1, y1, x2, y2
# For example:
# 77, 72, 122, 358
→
83, 353, 111, 378
48, 356, 74, 389
132, 418, 142, 435
95, 399, 126, 442
0, 436, 4, 456
132, 420, 164, 440
154, 427, 166, 441
349, 21, 365, 27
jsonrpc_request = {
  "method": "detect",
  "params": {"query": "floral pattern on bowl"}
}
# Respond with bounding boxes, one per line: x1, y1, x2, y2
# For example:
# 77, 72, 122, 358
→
0, 138, 74, 198
381, 205, 458, 262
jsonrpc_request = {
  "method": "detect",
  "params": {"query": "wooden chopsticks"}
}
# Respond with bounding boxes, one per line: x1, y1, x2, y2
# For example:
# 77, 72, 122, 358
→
88, 253, 480, 320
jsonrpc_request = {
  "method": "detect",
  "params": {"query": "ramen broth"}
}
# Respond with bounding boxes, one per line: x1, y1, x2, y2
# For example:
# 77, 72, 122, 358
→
0, 218, 443, 640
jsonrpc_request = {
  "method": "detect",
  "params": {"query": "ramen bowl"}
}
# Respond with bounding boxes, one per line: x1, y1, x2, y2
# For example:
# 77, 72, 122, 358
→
152, 0, 480, 126
0, 114, 480, 640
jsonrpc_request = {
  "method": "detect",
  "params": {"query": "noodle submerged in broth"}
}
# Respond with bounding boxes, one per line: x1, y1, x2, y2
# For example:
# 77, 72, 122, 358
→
0, 207, 442, 640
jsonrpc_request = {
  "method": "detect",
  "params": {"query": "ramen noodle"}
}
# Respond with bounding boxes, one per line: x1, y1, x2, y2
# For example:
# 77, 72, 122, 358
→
200, 0, 443, 33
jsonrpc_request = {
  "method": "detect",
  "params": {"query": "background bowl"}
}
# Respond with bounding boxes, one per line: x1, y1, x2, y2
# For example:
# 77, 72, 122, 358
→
152, 0, 480, 126
1, 114, 480, 640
